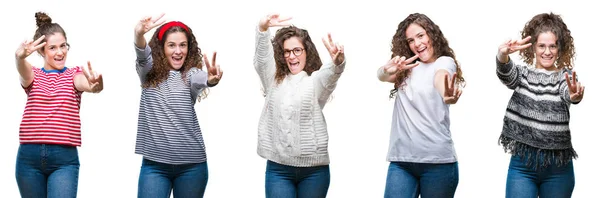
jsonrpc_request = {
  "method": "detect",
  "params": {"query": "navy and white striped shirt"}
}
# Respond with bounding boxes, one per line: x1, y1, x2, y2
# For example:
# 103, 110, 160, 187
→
134, 44, 209, 165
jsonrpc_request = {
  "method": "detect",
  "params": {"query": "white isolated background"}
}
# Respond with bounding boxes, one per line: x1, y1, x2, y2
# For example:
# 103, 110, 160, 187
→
0, 0, 597, 197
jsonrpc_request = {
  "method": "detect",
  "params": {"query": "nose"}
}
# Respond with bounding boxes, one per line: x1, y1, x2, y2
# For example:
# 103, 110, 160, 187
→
56, 48, 64, 55
175, 46, 184, 54
543, 47, 552, 55
288, 52, 297, 59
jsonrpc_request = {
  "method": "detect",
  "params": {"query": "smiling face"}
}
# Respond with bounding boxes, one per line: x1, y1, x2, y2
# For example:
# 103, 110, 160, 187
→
163, 31, 188, 70
534, 31, 558, 70
40, 33, 68, 71
283, 36, 307, 75
405, 23, 435, 63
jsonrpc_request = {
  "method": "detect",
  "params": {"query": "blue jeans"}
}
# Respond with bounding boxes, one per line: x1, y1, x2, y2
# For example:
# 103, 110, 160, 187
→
384, 161, 459, 198
265, 160, 330, 198
15, 144, 80, 198
505, 155, 574, 198
137, 158, 209, 198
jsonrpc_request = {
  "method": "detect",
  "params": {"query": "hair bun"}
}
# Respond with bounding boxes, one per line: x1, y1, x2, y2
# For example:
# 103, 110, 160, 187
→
35, 12, 52, 28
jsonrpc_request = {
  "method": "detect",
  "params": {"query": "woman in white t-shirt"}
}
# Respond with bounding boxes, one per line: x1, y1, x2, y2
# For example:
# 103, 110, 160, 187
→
377, 13, 465, 198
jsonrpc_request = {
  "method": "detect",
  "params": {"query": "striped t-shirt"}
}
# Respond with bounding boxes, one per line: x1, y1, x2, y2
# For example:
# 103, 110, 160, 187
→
134, 44, 211, 165
19, 66, 83, 146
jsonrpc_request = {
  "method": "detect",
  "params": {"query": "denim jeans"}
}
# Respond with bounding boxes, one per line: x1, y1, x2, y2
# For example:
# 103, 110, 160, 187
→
505, 155, 574, 198
137, 158, 209, 198
384, 161, 459, 198
265, 160, 330, 198
15, 144, 80, 198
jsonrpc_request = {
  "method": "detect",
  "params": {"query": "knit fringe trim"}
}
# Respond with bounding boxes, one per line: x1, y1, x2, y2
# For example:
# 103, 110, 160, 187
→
499, 135, 577, 170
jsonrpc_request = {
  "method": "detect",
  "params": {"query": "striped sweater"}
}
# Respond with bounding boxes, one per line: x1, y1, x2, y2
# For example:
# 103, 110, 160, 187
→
20, 67, 83, 146
496, 58, 578, 169
134, 44, 210, 165
254, 27, 345, 167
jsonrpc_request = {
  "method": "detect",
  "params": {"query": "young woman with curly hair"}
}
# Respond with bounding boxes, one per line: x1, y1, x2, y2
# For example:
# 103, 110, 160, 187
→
132, 13, 223, 198
14, 12, 104, 198
377, 13, 465, 198
254, 13, 346, 198
496, 12, 583, 198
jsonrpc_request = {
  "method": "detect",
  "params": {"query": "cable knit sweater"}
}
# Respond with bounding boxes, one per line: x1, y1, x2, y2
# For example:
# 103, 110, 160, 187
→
253, 27, 345, 167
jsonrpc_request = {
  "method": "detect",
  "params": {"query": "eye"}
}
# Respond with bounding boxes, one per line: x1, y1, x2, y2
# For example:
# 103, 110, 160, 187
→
418, 34, 424, 38
168, 43, 175, 48
293, 48, 302, 54
49, 46, 56, 50
407, 40, 414, 44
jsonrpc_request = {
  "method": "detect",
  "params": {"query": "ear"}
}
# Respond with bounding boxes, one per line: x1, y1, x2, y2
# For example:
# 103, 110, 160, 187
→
38, 49, 45, 57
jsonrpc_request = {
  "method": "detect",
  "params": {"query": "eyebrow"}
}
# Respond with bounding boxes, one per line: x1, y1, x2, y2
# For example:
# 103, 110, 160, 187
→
406, 32, 424, 41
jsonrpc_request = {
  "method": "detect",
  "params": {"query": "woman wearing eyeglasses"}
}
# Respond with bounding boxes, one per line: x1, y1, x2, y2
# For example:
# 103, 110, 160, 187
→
253, 13, 346, 198
14, 12, 103, 197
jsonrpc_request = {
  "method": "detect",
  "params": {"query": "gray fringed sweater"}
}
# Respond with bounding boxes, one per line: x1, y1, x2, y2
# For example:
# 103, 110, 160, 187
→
496, 58, 579, 169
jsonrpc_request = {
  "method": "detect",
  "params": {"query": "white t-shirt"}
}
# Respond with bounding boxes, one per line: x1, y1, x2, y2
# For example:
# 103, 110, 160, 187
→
386, 56, 458, 163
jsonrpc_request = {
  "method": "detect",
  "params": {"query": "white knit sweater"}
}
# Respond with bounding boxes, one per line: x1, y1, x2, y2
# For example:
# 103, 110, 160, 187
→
253, 27, 345, 167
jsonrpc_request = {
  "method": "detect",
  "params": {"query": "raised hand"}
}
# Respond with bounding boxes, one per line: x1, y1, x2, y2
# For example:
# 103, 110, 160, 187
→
135, 13, 166, 36
259, 13, 292, 32
565, 71, 584, 102
383, 55, 420, 75
203, 52, 223, 85
82, 61, 103, 93
16, 35, 46, 59
322, 33, 345, 66
443, 73, 462, 104
498, 36, 532, 56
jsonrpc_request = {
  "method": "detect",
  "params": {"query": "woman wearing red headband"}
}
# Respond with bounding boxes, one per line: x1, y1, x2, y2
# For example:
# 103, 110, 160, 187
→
14, 12, 103, 198
133, 13, 223, 198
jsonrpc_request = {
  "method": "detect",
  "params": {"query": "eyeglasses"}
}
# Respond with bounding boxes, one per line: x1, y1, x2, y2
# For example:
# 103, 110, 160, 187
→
283, 47, 304, 58
47, 43, 70, 53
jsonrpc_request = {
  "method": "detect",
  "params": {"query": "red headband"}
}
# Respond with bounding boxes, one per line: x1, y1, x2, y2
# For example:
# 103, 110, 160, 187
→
158, 21, 190, 41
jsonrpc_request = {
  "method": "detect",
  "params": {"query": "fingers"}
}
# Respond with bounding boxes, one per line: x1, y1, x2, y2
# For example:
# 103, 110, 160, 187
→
404, 54, 419, 64
400, 62, 420, 70
32, 42, 47, 51
444, 73, 450, 93
211, 51, 217, 71
564, 72, 574, 92
455, 89, 463, 101
451, 73, 457, 91
32, 35, 46, 45
152, 13, 165, 23
203, 53, 211, 71
322, 37, 332, 52
518, 36, 532, 44
513, 43, 532, 51
572, 71, 578, 85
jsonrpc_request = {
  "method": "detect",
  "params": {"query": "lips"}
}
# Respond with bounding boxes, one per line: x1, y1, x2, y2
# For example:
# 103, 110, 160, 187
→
172, 56, 183, 64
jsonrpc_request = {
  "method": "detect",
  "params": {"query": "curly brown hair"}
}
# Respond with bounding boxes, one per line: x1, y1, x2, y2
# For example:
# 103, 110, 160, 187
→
389, 13, 465, 98
519, 12, 575, 70
33, 12, 67, 53
144, 22, 208, 99
272, 26, 322, 84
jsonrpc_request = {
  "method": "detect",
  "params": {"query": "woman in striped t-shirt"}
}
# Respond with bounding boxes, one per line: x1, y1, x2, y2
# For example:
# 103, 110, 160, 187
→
15, 12, 104, 197
496, 13, 584, 198
133, 13, 223, 198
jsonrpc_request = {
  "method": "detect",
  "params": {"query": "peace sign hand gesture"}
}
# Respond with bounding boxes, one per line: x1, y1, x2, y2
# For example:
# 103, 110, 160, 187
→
565, 71, 584, 102
16, 35, 46, 60
259, 13, 292, 32
322, 33, 345, 66
383, 54, 420, 75
204, 52, 223, 86
135, 13, 166, 36
443, 73, 462, 104
82, 61, 103, 93
498, 36, 532, 56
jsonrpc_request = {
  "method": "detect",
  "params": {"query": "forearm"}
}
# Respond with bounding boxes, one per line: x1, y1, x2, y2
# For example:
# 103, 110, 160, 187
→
134, 32, 147, 49
16, 57, 33, 87
377, 66, 396, 83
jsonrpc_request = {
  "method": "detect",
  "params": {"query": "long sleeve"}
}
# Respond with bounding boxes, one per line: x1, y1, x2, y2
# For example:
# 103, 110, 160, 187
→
253, 26, 277, 95
313, 60, 346, 108
496, 57, 521, 90
189, 67, 209, 99
135, 44, 153, 83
